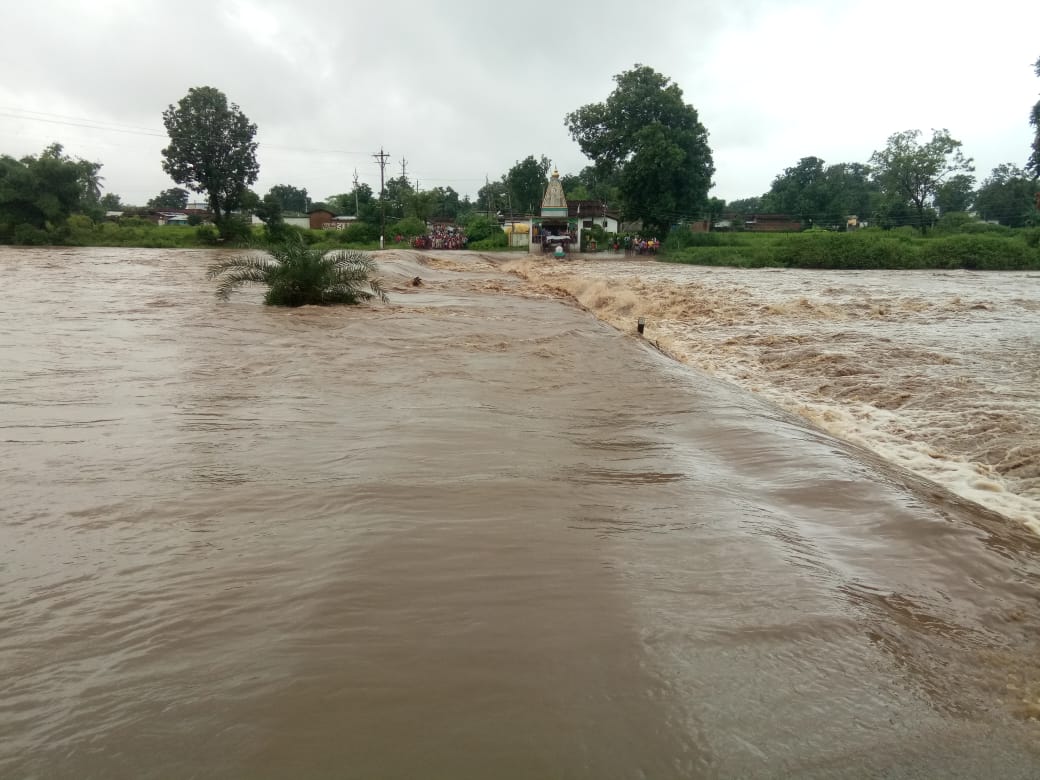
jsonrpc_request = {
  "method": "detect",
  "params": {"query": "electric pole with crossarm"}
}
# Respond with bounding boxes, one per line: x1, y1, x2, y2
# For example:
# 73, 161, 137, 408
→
373, 147, 390, 249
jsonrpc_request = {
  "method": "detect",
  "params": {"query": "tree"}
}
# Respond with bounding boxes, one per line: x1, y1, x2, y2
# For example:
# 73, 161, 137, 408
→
0, 143, 103, 233
476, 178, 508, 216
207, 236, 388, 307
817, 163, 880, 226
761, 156, 828, 224
726, 197, 764, 215
147, 187, 189, 210
706, 197, 726, 221
565, 65, 714, 235
560, 165, 620, 205
327, 183, 378, 222
161, 86, 259, 234
974, 164, 1036, 227
869, 129, 974, 233
382, 175, 413, 221
266, 184, 310, 214
427, 186, 461, 221
933, 173, 976, 215
252, 192, 289, 239
505, 155, 551, 214
100, 193, 123, 210
1029, 56, 1040, 178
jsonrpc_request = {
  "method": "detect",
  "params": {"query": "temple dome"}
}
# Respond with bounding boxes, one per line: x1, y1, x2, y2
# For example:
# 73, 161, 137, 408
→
540, 169, 568, 216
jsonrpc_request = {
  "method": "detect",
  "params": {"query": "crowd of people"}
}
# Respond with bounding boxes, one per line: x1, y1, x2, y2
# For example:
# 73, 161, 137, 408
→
411, 228, 467, 250
608, 235, 659, 255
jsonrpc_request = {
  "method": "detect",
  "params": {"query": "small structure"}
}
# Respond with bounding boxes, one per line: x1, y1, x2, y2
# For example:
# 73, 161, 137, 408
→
531, 169, 577, 255
744, 213, 802, 232
307, 209, 357, 230
569, 200, 621, 235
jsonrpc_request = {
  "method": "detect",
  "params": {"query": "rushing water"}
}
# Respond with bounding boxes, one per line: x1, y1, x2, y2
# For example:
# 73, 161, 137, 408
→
505, 256, 1040, 534
2, 246, 1039, 778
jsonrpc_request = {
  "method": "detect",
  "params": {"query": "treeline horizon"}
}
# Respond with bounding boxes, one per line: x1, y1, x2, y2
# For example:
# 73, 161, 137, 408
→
2, 59, 1037, 246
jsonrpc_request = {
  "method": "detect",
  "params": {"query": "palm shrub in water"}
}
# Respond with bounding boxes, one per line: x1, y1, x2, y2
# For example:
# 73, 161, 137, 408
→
207, 237, 388, 306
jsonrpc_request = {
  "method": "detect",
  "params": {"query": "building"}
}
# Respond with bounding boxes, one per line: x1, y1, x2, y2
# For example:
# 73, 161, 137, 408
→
531, 170, 577, 254
743, 214, 803, 232
568, 200, 621, 236
307, 209, 358, 230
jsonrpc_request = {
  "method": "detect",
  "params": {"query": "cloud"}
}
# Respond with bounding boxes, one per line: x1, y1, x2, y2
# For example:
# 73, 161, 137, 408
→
1, 0, 1037, 205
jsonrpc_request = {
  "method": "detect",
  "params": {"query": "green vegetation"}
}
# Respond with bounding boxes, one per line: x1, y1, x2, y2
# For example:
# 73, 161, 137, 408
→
869, 129, 974, 234
207, 237, 388, 306
161, 86, 259, 239
566, 65, 714, 237
662, 227, 1040, 270
0, 144, 103, 240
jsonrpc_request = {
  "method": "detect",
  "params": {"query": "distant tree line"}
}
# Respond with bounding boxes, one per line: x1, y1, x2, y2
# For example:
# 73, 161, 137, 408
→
3, 58, 1038, 246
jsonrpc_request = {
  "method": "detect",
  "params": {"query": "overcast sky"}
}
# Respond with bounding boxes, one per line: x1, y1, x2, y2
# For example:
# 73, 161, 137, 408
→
1, 0, 1037, 207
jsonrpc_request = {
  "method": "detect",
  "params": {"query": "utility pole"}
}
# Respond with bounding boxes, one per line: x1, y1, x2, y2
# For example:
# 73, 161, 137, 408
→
485, 174, 491, 217
352, 168, 359, 217
373, 147, 390, 249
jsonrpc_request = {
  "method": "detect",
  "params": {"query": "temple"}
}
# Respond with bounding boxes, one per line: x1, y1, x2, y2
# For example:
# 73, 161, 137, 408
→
531, 169, 577, 255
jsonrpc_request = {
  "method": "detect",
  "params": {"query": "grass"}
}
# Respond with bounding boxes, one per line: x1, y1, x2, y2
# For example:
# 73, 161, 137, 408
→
661, 229, 1040, 271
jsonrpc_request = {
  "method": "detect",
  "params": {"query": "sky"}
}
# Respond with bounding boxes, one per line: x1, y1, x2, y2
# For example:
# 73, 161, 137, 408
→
1, 0, 1037, 208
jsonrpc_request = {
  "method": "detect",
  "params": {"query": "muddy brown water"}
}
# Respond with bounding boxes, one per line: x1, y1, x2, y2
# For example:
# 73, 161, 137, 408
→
1, 247, 1039, 778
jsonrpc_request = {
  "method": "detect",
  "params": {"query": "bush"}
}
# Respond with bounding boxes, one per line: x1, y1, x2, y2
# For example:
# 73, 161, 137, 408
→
468, 229, 508, 250
932, 212, 978, 234
665, 245, 778, 267
665, 228, 731, 250
216, 216, 254, 244
389, 217, 426, 240
13, 224, 52, 245
918, 235, 1039, 270
463, 216, 499, 244
957, 221, 1014, 236
338, 222, 379, 244
207, 237, 389, 306
772, 231, 919, 269
196, 224, 221, 245
65, 214, 95, 245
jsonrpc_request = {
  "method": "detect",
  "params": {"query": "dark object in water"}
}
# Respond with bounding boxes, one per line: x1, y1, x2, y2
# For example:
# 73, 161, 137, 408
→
412, 277, 423, 287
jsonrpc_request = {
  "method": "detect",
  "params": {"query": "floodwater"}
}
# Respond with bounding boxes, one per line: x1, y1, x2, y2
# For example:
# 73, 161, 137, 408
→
506, 255, 1040, 534
1, 246, 1039, 778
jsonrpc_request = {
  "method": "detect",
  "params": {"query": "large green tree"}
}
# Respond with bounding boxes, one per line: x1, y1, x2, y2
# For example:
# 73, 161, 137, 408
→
161, 86, 259, 233
326, 183, 379, 222
266, 184, 310, 213
427, 186, 461, 221
761, 156, 828, 224
818, 163, 880, 226
933, 173, 976, 215
869, 129, 973, 233
382, 176, 415, 221
565, 65, 714, 235
505, 155, 550, 214
974, 164, 1036, 227
560, 165, 620, 205
0, 143, 103, 234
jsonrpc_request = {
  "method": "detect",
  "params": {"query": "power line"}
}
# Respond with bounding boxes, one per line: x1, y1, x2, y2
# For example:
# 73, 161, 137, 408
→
0, 107, 371, 156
